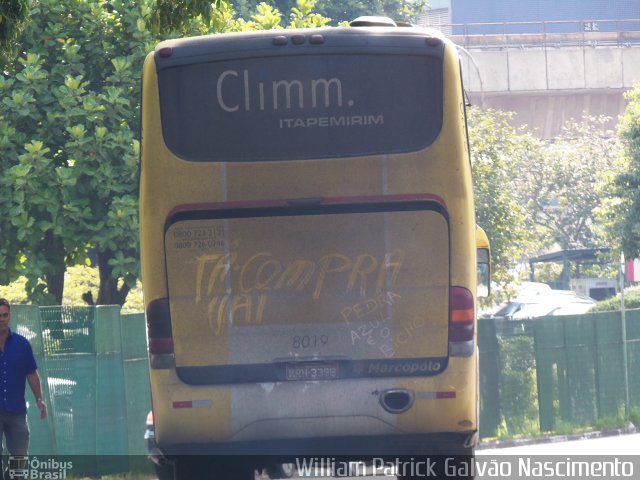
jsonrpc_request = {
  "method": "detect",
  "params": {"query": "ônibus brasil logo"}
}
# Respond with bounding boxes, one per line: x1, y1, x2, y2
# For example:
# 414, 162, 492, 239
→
8, 456, 73, 480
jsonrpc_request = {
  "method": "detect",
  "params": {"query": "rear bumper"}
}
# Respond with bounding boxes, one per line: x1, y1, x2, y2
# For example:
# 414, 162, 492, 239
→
158, 431, 477, 457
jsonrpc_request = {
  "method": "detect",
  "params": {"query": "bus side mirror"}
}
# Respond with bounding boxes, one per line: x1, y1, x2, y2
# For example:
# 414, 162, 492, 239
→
477, 248, 490, 298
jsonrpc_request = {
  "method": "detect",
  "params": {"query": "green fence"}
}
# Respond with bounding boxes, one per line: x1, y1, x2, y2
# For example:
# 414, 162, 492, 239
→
12, 305, 150, 476
479, 309, 640, 439
9, 305, 640, 473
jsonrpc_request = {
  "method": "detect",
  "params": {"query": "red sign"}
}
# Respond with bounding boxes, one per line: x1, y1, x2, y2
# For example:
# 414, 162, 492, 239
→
627, 259, 640, 283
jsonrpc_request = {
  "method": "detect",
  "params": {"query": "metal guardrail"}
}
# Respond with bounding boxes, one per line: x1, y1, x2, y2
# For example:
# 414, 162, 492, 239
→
430, 19, 640, 49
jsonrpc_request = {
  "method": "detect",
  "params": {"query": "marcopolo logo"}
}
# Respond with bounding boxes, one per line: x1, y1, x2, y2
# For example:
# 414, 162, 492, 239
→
367, 360, 444, 376
8, 456, 73, 480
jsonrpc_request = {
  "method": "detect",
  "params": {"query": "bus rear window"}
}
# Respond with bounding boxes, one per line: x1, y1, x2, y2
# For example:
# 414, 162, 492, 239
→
157, 54, 443, 162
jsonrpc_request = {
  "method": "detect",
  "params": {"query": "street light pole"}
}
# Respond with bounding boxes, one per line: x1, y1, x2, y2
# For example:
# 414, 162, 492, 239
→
620, 252, 630, 424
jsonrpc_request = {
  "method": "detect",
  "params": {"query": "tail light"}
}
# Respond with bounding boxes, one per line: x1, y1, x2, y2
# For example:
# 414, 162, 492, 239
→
449, 286, 474, 343
147, 298, 174, 354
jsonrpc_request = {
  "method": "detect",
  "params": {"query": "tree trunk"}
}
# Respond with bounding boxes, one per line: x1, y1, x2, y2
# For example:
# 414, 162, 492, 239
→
43, 232, 66, 305
96, 250, 131, 306
45, 269, 65, 305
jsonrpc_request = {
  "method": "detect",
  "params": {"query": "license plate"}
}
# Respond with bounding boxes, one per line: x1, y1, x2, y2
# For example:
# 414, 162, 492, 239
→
285, 363, 338, 381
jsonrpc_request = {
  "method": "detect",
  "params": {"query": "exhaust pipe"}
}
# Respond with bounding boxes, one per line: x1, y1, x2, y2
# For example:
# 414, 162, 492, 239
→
379, 389, 414, 414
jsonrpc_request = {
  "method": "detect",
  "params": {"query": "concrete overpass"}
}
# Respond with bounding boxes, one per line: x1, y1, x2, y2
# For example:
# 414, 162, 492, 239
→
450, 24, 640, 138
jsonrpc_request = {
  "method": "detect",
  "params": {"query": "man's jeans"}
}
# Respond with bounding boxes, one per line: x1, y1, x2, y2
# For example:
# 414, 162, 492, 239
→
0, 411, 29, 456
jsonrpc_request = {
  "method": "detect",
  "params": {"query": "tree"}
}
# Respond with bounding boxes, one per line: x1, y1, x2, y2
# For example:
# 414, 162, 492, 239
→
1, 0, 152, 304
228, 0, 426, 25
317, 0, 426, 24
468, 107, 540, 289
598, 85, 640, 259
0, 0, 333, 306
471, 112, 621, 291
149, 0, 225, 34
0, 0, 30, 63
517, 115, 620, 251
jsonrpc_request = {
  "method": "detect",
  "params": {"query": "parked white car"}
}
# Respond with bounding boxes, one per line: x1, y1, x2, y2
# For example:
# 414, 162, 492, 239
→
489, 288, 596, 320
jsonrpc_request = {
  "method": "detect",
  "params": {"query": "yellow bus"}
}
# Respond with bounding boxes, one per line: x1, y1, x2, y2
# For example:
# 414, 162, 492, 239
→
140, 16, 489, 479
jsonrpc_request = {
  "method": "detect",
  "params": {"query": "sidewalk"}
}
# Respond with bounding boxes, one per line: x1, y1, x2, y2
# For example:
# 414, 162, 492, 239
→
477, 424, 639, 450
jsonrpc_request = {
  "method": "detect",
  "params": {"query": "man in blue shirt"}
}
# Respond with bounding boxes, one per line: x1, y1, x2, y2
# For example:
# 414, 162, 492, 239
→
0, 299, 47, 459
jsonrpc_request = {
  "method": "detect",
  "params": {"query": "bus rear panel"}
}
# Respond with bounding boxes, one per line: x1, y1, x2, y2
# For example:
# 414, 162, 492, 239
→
140, 23, 478, 460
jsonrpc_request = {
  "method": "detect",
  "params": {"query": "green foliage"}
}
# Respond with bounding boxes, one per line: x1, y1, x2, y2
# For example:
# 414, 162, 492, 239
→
550, 419, 584, 436
591, 286, 640, 312
235, 0, 330, 29
597, 83, 640, 258
148, 0, 334, 34
631, 405, 640, 427
1, 0, 150, 304
63, 265, 144, 312
0, 0, 30, 63
62, 265, 100, 305
522, 115, 621, 250
497, 336, 540, 437
0, 276, 29, 304
470, 109, 624, 297
288, 0, 330, 28
228, 0, 426, 25
249, 2, 284, 28
593, 404, 631, 431
468, 107, 540, 289
150, 0, 224, 34
0, 265, 144, 312
204, 0, 331, 31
